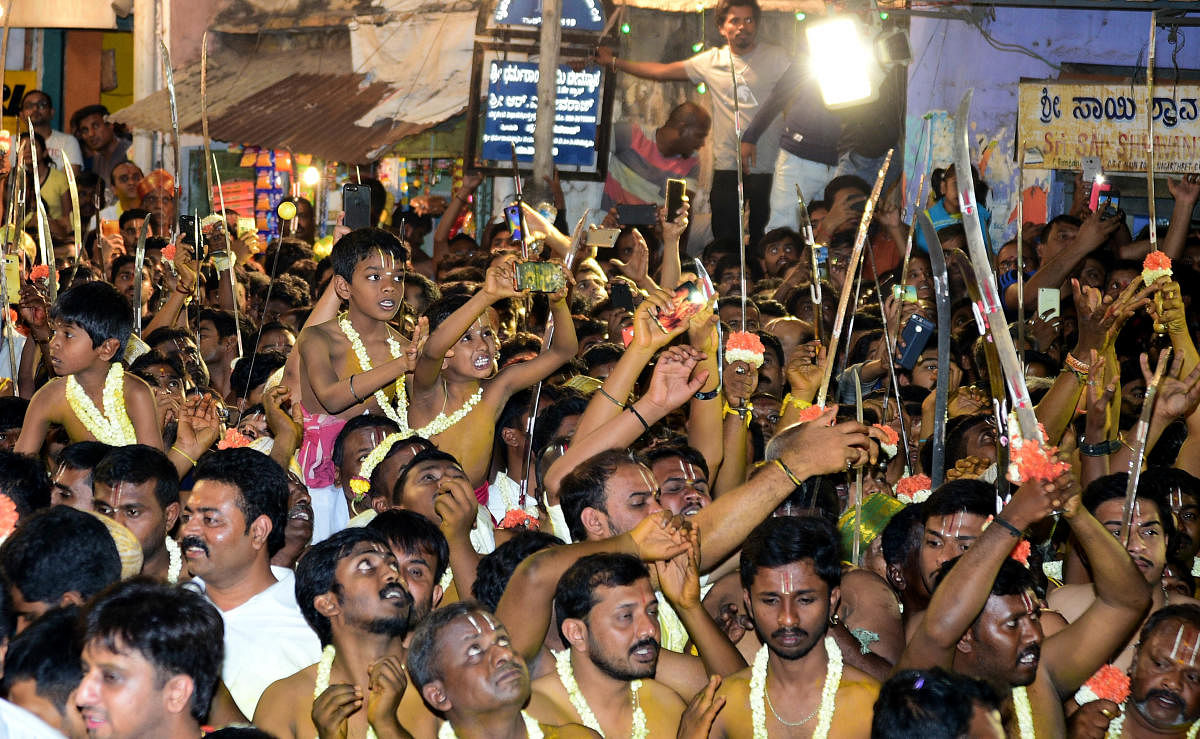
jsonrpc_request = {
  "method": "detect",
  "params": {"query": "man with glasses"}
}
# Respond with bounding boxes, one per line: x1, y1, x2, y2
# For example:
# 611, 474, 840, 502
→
12, 90, 82, 175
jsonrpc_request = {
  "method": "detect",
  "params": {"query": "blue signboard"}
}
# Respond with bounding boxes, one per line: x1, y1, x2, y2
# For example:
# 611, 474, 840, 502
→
493, 0, 605, 31
481, 60, 604, 168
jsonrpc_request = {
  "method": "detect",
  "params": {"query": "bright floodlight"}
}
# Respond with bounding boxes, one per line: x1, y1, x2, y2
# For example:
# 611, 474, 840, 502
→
807, 16, 879, 109
301, 166, 321, 187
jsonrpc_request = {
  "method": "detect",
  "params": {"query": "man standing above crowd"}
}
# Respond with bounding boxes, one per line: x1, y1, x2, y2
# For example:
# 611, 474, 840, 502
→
601, 102, 709, 211
597, 0, 789, 247
71, 104, 131, 188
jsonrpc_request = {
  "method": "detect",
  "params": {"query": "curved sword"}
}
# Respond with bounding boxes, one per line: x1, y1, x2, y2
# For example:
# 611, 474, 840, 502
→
916, 212, 951, 488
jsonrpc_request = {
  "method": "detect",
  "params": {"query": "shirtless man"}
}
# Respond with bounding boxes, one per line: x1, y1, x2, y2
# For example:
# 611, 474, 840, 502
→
294, 228, 417, 488
408, 257, 577, 489
1049, 474, 1199, 670
254, 528, 437, 738
1071, 604, 1200, 738
898, 474, 1151, 738
709, 516, 880, 738
406, 601, 597, 739
526, 553, 688, 736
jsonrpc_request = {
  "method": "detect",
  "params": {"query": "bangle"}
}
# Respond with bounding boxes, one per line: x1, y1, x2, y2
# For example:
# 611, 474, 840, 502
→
349, 374, 364, 404
693, 387, 720, 401
991, 515, 1024, 538
1079, 439, 1120, 457
1065, 352, 1091, 376
775, 458, 804, 488
626, 403, 650, 432
723, 400, 753, 428
170, 445, 198, 467
597, 386, 625, 409
782, 393, 812, 413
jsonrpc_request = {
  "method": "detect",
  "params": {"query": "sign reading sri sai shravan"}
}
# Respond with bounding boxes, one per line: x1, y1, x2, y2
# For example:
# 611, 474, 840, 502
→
1018, 81, 1200, 174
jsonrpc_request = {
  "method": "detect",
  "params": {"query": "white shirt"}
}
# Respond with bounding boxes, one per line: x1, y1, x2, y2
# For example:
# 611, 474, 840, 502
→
0, 330, 25, 389
9, 129, 82, 173
309, 484, 351, 544
485, 472, 540, 527
0, 697, 63, 738
683, 44, 790, 173
192, 566, 322, 719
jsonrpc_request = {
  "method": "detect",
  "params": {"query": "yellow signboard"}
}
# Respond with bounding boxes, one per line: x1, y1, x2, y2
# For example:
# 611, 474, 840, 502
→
1018, 81, 1200, 174
2, 71, 42, 135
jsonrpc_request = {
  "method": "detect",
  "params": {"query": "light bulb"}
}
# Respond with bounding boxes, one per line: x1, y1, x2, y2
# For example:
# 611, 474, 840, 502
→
301, 166, 320, 187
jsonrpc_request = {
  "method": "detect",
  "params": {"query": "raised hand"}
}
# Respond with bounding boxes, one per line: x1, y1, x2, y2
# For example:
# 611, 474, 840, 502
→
1084, 354, 1115, 442
785, 341, 826, 403
643, 345, 710, 413
312, 683, 362, 739
1167, 173, 1200, 204
403, 317, 428, 373
366, 656, 408, 731
483, 257, 522, 301
17, 282, 51, 341
652, 525, 702, 611
1003, 474, 1078, 528
432, 475, 478, 542
776, 412, 877, 477
723, 359, 758, 408
1141, 349, 1200, 424
1150, 279, 1187, 334
629, 510, 690, 563
661, 197, 690, 247
1026, 310, 1063, 353
1075, 204, 1122, 250
631, 287, 688, 352
263, 385, 300, 439
175, 394, 222, 457
610, 230, 651, 287
677, 675, 726, 739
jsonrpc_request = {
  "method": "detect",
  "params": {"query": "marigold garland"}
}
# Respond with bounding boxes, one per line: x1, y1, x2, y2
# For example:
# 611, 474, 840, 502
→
1006, 415, 1070, 484
29, 264, 49, 284
499, 509, 540, 531
217, 428, 253, 449
795, 403, 837, 425
161, 243, 177, 263
1143, 250, 1173, 286
726, 331, 766, 369
874, 423, 899, 458
1074, 664, 1130, 706
895, 474, 932, 504
1010, 539, 1032, 567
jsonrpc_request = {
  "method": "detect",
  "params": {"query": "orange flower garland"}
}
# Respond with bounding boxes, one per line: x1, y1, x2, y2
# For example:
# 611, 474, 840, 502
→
1142, 250, 1172, 286
1074, 663, 1130, 706
499, 509, 540, 531
217, 428, 253, 450
725, 331, 765, 369
895, 474, 932, 504
29, 264, 49, 284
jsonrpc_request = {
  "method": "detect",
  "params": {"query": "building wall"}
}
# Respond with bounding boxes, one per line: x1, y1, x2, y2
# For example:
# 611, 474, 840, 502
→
906, 8, 1200, 245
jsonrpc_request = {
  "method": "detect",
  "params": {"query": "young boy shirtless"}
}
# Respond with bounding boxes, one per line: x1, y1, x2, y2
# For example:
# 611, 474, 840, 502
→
295, 228, 418, 488
408, 256, 577, 490
15, 281, 160, 456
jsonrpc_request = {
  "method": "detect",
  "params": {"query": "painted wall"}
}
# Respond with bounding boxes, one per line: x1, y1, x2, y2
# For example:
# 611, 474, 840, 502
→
905, 8, 1200, 246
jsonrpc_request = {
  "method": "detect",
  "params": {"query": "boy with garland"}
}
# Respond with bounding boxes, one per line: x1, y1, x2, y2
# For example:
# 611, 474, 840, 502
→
15, 281, 161, 456
295, 228, 419, 491
407, 254, 577, 492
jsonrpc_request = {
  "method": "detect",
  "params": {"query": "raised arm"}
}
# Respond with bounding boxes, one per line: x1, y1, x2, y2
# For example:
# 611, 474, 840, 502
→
1041, 485, 1152, 697
595, 46, 690, 81
1004, 209, 1119, 311
496, 511, 688, 660
1162, 176, 1200, 261
897, 476, 1066, 672
487, 271, 579, 399
685, 317, 724, 478
433, 173, 482, 267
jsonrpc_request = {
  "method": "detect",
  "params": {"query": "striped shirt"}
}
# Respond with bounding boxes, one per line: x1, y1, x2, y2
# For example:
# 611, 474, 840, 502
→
602, 122, 699, 211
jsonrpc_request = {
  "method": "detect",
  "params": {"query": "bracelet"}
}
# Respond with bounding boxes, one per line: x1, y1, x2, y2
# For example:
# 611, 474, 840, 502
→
349, 374, 364, 404
991, 515, 1024, 538
170, 445, 198, 467
782, 393, 812, 413
1079, 439, 1120, 457
1064, 352, 1091, 376
723, 400, 754, 428
693, 387, 720, 401
626, 403, 650, 432
775, 458, 804, 488
597, 386, 625, 409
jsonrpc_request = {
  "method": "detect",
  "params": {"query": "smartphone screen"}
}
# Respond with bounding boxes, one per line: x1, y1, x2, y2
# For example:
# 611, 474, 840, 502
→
1089, 181, 1113, 213
1037, 287, 1060, 320
666, 179, 686, 222
504, 204, 523, 242
3, 256, 19, 304
616, 204, 657, 226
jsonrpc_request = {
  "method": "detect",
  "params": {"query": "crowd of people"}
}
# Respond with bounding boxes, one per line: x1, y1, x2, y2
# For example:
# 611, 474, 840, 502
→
0, 0, 1199, 737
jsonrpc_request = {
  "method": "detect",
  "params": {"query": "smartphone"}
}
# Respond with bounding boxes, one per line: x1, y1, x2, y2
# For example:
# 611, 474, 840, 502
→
514, 261, 565, 293
654, 280, 706, 332
1037, 287, 1060, 320
100, 219, 120, 238
1082, 156, 1102, 204
892, 284, 918, 303
586, 227, 620, 250
617, 204, 657, 226
1089, 180, 1114, 213
897, 314, 935, 370
611, 281, 636, 312
504, 204, 523, 242
179, 215, 197, 246
237, 217, 257, 239
343, 183, 372, 230
665, 179, 687, 222
3, 255, 19, 304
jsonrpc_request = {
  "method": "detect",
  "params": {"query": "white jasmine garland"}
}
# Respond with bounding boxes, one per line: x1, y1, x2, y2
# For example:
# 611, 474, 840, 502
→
1042, 559, 1064, 582
340, 314, 409, 430
164, 537, 182, 584
748, 636, 842, 739
1104, 708, 1198, 738
413, 388, 483, 439
725, 347, 764, 368
1012, 686, 1035, 738
65, 364, 137, 445
438, 712, 543, 739
314, 645, 378, 739
553, 649, 646, 738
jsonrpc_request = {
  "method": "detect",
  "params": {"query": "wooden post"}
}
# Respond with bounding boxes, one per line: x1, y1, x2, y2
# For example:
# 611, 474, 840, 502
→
131, 0, 156, 169
530, 0, 562, 202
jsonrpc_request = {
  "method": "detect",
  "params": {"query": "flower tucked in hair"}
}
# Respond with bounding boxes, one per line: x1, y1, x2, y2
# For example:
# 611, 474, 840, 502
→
725, 331, 766, 369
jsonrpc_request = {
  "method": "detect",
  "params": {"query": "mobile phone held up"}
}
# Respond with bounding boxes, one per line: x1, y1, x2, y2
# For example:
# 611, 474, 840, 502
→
897, 314, 935, 370
617, 204, 657, 226
504, 204, 523, 243
343, 183, 372, 230
514, 262, 565, 293
665, 179, 687, 222
653, 280, 713, 333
